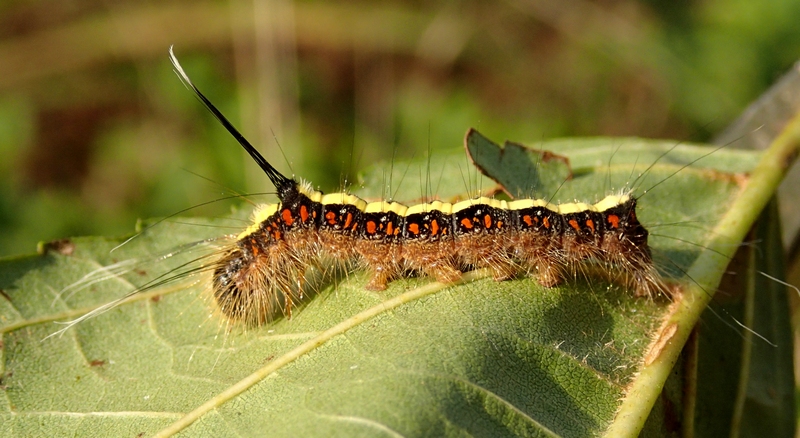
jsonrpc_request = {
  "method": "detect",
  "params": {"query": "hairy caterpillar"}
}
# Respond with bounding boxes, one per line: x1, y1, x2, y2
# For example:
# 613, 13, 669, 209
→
50, 50, 750, 336
164, 50, 665, 327
50, 48, 761, 338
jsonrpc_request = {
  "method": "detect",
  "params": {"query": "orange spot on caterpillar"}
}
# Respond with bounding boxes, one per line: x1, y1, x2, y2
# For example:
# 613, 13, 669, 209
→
484, 215, 492, 229
586, 219, 595, 233
497, 220, 503, 229
460, 218, 473, 229
300, 205, 309, 222
325, 211, 336, 225
543, 217, 550, 228
386, 222, 394, 236
282, 209, 293, 226
607, 214, 620, 229
431, 219, 440, 236
523, 215, 533, 226
569, 219, 580, 231
408, 223, 420, 235
366, 221, 377, 234
344, 212, 354, 229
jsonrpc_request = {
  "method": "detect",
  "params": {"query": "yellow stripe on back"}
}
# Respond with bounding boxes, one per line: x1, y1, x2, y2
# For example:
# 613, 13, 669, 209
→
364, 201, 408, 215
405, 201, 453, 215
452, 197, 508, 212
238, 203, 280, 239
558, 202, 595, 214
320, 192, 367, 211
594, 194, 628, 212
298, 182, 323, 202
507, 198, 558, 212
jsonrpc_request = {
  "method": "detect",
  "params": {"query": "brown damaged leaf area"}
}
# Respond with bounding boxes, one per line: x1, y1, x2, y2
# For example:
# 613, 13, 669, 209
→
695, 168, 751, 188
644, 319, 679, 367
39, 238, 76, 256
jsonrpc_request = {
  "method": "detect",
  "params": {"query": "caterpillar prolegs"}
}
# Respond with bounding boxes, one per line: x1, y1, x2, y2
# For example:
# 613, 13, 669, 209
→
168, 50, 664, 327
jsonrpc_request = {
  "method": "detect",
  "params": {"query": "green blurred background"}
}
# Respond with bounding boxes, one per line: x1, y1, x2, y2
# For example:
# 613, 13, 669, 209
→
1, 0, 799, 257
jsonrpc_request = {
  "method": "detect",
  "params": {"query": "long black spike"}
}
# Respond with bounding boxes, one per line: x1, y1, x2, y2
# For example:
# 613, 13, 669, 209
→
168, 46, 294, 193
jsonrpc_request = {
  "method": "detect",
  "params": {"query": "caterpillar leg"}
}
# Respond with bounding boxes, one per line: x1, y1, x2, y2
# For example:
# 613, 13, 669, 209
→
403, 240, 462, 284
355, 240, 403, 291
530, 258, 564, 287
456, 234, 517, 281
511, 232, 564, 288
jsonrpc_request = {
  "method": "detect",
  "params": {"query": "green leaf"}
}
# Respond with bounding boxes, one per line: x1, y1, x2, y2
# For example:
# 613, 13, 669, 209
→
0, 123, 797, 437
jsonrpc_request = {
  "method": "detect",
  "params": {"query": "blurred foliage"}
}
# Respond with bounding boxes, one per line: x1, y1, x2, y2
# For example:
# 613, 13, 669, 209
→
1, 0, 799, 257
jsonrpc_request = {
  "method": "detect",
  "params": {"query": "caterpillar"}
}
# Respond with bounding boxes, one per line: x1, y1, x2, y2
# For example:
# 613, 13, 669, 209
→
165, 50, 664, 327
